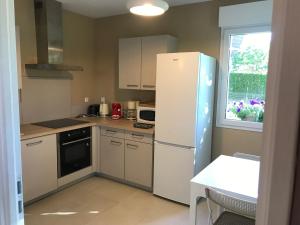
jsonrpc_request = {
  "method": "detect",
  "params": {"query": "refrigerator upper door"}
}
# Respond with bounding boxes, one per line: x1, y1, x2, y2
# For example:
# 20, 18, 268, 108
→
153, 141, 195, 205
155, 52, 200, 147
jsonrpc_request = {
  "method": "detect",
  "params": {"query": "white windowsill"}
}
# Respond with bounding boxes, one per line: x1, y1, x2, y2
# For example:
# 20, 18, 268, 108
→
216, 119, 263, 132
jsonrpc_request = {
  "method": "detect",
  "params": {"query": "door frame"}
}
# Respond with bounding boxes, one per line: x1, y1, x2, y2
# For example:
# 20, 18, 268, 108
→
0, 0, 24, 224
256, 0, 300, 224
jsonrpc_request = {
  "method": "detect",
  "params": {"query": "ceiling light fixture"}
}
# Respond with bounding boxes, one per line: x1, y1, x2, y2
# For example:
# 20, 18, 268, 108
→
127, 0, 169, 17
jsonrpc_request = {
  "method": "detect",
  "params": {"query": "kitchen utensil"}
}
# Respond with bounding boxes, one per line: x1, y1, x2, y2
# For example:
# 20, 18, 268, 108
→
111, 103, 122, 119
127, 101, 136, 109
100, 103, 109, 117
127, 101, 136, 120
87, 104, 100, 116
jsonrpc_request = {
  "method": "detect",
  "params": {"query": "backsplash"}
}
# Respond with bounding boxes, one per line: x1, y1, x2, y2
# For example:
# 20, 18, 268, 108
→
21, 77, 72, 124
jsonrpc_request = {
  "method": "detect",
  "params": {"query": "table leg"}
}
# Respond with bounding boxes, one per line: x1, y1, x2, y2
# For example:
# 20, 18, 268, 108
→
190, 182, 206, 225
217, 206, 224, 217
189, 196, 199, 225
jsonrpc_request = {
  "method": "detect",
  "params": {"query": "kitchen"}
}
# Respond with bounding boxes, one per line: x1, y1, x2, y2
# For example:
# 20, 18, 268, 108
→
15, 0, 268, 225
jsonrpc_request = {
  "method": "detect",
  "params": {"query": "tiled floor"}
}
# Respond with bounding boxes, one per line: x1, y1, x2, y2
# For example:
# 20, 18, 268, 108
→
24, 177, 209, 225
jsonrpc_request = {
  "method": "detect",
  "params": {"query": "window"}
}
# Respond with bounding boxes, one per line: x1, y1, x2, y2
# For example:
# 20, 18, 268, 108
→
217, 26, 271, 132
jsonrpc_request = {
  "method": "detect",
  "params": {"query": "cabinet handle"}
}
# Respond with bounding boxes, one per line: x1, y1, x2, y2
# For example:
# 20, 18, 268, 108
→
26, 140, 42, 147
131, 133, 144, 139
127, 144, 138, 149
127, 84, 139, 87
106, 129, 117, 134
143, 85, 155, 88
110, 140, 122, 146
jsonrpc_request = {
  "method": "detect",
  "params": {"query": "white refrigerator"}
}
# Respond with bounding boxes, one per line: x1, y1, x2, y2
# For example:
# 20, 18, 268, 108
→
153, 52, 216, 205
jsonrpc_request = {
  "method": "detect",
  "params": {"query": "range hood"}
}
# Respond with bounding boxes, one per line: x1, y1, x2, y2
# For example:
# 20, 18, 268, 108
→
25, 0, 83, 71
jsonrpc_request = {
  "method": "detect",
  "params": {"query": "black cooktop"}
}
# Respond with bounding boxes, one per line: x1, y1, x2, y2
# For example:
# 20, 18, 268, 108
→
33, 118, 89, 129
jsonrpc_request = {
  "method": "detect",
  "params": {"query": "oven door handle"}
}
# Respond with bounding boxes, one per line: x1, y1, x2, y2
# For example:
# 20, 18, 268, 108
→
61, 137, 91, 146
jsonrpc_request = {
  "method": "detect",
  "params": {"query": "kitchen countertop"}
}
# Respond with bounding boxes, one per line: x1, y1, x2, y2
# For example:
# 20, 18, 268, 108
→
21, 117, 154, 141
82, 117, 154, 134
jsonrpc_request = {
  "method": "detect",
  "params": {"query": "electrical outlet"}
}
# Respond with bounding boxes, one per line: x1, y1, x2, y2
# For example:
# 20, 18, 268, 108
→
84, 97, 89, 103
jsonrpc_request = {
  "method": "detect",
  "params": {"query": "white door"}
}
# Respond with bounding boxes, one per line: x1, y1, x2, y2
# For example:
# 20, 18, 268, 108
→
0, 0, 24, 223
153, 141, 195, 205
155, 52, 201, 147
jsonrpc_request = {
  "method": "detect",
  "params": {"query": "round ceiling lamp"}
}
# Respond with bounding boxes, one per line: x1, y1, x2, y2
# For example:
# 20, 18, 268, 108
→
127, 0, 169, 17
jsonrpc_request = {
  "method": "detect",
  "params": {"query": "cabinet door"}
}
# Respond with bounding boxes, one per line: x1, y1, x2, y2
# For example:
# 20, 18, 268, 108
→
21, 135, 57, 202
119, 38, 142, 89
100, 136, 124, 179
125, 140, 153, 188
141, 36, 177, 90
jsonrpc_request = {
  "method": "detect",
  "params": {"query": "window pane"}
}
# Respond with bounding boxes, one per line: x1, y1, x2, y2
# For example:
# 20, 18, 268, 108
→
226, 32, 271, 123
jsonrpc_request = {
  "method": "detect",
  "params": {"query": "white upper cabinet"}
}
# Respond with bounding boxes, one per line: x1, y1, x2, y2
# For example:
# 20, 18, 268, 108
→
119, 35, 177, 90
141, 36, 177, 90
119, 37, 142, 89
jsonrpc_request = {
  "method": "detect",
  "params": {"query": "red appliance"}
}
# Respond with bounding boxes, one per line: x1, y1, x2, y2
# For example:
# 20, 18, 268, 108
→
111, 103, 122, 120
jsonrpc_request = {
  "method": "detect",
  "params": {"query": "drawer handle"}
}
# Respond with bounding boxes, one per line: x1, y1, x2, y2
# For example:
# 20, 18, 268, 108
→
26, 140, 42, 147
143, 85, 155, 88
132, 133, 144, 139
127, 84, 139, 87
106, 130, 117, 134
110, 140, 122, 146
127, 144, 138, 149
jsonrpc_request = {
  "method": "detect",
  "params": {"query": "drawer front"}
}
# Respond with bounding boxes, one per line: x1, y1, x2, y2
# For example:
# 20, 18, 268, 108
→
101, 127, 125, 139
125, 131, 153, 144
125, 140, 153, 188
100, 136, 124, 179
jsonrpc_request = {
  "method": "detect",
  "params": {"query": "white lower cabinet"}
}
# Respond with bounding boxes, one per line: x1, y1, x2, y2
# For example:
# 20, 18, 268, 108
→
125, 140, 153, 188
21, 135, 57, 202
100, 136, 125, 179
99, 127, 154, 189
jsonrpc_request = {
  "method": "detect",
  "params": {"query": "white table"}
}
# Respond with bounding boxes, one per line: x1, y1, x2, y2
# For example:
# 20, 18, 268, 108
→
189, 155, 260, 225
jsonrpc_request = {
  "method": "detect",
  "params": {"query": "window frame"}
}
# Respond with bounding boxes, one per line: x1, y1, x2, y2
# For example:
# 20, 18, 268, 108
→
216, 25, 271, 132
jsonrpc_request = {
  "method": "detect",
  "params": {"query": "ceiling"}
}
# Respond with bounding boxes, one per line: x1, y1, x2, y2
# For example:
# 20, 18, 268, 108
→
57, 0, 211, 18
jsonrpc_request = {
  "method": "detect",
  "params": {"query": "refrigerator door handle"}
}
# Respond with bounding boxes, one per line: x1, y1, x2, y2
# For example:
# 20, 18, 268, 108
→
154, 141, 194, 149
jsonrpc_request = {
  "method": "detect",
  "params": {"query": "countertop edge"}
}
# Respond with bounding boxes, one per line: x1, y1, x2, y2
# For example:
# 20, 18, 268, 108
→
21, 118, 154, 141
21, 122, 97, 141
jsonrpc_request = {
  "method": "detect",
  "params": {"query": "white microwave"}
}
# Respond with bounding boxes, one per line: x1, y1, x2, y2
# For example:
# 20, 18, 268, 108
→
137, 106, 155, 124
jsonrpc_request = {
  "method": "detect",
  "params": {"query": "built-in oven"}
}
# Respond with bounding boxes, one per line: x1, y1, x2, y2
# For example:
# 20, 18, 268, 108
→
58, 127, 91, 178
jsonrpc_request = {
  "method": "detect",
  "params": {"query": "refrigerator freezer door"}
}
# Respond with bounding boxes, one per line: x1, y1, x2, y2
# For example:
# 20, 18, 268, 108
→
155, 52, 200, 147
153, 141, 195, 205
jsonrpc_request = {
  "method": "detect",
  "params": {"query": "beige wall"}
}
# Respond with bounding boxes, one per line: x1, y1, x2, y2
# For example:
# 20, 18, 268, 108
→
14, 0, 263, 157
14, 0, 97, 122
95, 0, 263, 158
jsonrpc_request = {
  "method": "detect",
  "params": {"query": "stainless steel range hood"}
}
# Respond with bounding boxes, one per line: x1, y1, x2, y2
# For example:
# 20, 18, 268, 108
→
25, 0, 83, 72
